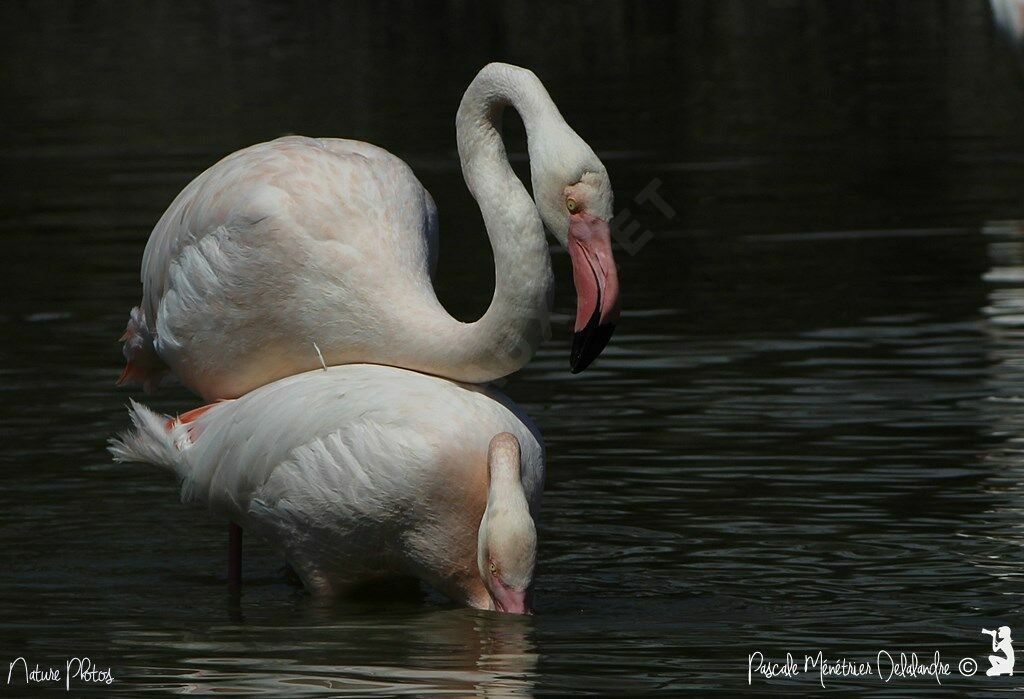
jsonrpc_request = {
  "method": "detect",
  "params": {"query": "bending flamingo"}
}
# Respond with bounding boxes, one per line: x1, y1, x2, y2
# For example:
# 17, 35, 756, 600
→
109, 364, 543, 614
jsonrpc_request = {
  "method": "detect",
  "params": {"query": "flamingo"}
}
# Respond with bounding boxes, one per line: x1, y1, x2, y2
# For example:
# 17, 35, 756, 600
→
991, 0, 1024, 74
120, 62, 620, 401
992, 0, 1024, 46
109, 364, 543, 614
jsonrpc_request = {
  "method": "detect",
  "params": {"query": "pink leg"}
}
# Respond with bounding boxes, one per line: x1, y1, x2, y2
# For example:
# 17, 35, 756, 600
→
228, 522, 242, 592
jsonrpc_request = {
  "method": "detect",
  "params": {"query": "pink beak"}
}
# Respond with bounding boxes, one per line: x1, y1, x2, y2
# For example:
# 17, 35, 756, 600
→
491, 583, 533, 615
567, 212, 621, 373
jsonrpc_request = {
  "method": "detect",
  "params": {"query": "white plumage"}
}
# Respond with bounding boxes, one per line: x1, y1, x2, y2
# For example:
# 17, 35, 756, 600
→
110, 364, 544, 612
120, 62, 619, 400
992, 0, 1024, 45
109, 63, 621, 614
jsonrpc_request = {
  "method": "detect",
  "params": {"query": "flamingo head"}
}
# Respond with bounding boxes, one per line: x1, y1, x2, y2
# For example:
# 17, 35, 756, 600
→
533, 142, 620, 374
477, 433, 536, 615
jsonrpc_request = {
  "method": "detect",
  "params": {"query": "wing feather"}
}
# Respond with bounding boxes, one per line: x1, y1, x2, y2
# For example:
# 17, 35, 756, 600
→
140, 136, 439, 336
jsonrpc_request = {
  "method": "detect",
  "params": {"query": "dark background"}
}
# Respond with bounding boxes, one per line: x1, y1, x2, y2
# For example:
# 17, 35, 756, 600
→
3, 1, 1024, 695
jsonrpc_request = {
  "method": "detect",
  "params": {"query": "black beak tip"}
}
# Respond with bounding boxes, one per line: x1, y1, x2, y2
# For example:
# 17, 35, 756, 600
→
569, 322, 616, 374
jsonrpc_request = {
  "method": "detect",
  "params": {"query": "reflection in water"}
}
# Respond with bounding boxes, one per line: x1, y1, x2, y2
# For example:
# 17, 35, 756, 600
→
111, 607, 537, 696
982, 221, 1024, 334
977, 222, 1024, 590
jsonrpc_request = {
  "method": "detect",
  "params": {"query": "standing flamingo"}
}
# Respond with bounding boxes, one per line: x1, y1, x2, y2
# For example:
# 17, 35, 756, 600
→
120, 62, 620, 400
109, 364, 543, 613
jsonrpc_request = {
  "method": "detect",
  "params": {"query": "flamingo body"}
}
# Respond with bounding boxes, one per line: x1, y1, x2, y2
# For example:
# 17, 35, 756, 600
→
132, 136, 440, 399
121, 63, 621, 400
110, 364, 544, 610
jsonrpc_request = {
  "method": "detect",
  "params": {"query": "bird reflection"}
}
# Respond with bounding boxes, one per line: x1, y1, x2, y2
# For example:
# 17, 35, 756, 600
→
468, 611, 539, 698
112, 602, 539, 696
302, 605, 541, 698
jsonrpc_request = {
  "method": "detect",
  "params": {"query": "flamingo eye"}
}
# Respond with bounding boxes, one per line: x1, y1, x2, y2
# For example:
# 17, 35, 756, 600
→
489, 561, 499, 575
566, 197, 579, 213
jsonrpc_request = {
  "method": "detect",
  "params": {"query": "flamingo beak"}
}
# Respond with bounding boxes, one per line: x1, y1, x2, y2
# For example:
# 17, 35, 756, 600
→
568, 212, 620, 373
491, 584, 533, 615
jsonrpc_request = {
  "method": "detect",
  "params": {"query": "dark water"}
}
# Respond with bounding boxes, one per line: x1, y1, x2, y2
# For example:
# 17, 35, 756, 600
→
4, 1, 1024, 695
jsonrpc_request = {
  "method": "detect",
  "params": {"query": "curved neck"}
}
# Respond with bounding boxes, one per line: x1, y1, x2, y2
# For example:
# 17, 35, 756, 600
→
409, 66, 557, 383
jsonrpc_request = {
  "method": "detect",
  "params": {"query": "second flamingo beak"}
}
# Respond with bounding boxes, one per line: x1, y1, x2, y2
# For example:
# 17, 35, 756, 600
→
568, 212, 620, 373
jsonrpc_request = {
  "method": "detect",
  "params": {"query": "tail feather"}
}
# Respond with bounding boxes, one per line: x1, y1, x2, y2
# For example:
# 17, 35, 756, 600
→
108, 399, 191, 479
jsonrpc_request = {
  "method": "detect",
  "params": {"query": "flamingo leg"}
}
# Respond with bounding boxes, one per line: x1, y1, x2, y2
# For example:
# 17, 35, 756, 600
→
228, 522, 242, 592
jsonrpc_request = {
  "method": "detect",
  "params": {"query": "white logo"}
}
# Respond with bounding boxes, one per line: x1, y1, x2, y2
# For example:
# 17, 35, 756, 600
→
983, 627, 1015, 677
